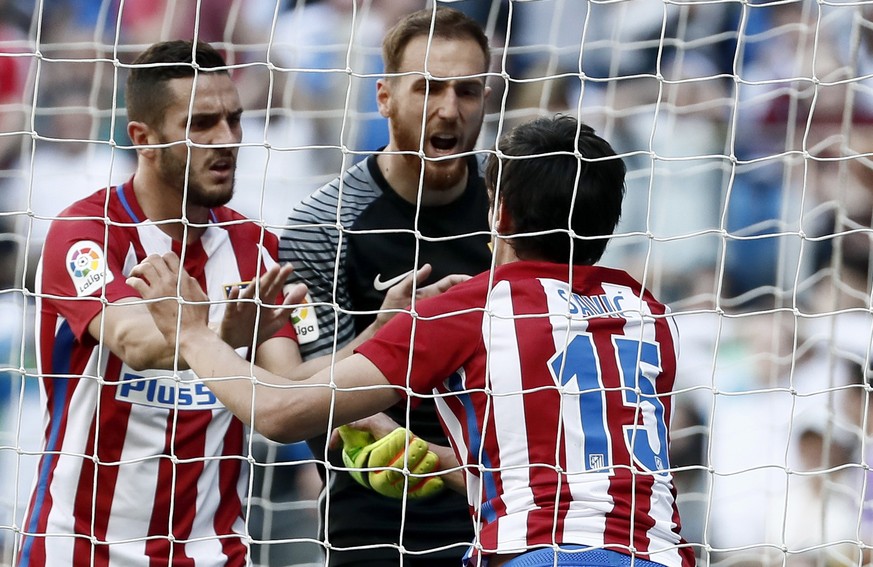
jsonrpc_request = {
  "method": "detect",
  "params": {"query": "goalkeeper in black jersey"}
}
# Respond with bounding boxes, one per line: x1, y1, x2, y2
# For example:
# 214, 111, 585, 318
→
279, 7, 493, 566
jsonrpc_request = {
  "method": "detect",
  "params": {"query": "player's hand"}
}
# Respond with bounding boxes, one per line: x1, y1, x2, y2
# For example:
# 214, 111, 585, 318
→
337, 423, 445, 500
328, 413, 402, 450
219, 263, 307, 349
126, 252, 209, 345
375, 264, 471, 329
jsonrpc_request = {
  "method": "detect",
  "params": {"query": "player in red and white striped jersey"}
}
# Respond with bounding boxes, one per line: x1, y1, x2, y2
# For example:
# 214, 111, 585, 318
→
18, 41, 301, 567
356, 260, 690, 567
130, 115, 697, 567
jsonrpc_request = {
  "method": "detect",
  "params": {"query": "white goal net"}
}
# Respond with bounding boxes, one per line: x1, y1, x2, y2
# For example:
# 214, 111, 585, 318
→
1, 0, 871, 566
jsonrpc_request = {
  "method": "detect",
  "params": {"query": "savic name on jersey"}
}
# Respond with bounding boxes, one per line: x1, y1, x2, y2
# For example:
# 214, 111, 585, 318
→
116, 365, 224, 410
555, 285, 630, 318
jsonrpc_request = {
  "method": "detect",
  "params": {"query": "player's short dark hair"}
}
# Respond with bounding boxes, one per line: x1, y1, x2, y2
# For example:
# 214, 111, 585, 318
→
486, 114, 626, 266
126, 40, 228, 127
382, 6, 490, 76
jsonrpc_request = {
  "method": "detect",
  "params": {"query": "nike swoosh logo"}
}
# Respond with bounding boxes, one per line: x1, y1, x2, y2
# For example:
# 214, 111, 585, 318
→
373, 270, 415, 291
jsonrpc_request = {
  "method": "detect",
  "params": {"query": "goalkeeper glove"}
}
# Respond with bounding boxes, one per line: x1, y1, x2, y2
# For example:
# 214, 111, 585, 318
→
338, 425, 445, 499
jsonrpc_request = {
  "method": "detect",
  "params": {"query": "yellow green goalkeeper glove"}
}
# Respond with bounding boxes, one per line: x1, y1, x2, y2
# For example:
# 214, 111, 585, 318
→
338, 425, 445, 499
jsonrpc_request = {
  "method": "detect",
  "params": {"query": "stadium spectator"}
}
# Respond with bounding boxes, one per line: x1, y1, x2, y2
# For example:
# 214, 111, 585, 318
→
847, 365, 873, 566
497, 0, 741, 304
16, 40, 302, 567
129, 113, 696, 567
233, 0, 425, 228
728, 0, 873, 303
0, 0, 32, 293
0, 0, 29, 174
117, 0, 268, 50
671, 291, 871, 565
276, 6, 493, 566
7, 84, 135, 291
768, 414, 859, 566
502, 0, 738, 123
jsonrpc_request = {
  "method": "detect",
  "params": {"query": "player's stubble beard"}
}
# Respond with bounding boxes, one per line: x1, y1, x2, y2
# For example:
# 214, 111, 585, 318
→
420, 154, 467, 193
389, 120, 470, 194
158, 144, 235, 209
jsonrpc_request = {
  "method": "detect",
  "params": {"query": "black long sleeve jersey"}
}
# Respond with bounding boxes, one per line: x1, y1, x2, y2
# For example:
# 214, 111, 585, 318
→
279, 152, 492, 564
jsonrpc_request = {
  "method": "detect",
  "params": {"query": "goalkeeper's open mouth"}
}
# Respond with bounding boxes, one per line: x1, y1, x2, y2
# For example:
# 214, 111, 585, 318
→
428, 133, 461, 158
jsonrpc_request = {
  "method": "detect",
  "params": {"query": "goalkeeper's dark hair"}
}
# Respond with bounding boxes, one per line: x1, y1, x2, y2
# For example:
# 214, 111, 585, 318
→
485, 114, 627, 266
382, 6, 490, 76
126, 40, 228, 128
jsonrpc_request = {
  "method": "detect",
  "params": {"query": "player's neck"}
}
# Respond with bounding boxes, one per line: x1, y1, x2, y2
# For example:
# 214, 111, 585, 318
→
492, 238, 519, 266
376, 151, 467, 207
131, 169, 208, 244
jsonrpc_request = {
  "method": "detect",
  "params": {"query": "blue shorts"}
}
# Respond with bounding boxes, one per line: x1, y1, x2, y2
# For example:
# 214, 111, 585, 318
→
502, 547, 667, 567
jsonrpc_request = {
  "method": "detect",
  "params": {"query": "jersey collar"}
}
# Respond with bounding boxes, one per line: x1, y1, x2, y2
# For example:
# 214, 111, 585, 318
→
116, 177, 219, 224
366, 151, 482, 210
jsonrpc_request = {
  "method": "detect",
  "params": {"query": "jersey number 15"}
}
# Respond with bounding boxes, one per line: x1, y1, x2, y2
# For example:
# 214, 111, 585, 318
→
549, 333, 670, 476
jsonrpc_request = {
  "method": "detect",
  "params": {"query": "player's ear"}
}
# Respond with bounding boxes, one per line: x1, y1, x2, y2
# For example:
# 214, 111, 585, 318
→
495, 199, 514, 235
376, 78, 391, 118
128, 120, 158, 159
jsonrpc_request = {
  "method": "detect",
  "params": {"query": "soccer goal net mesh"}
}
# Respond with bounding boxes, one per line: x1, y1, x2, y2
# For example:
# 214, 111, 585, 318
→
1, 1, 871, 566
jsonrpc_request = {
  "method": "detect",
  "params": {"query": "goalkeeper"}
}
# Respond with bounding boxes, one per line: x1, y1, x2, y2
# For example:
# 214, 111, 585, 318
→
276, 6, 493, 566
130, 115, 696, 567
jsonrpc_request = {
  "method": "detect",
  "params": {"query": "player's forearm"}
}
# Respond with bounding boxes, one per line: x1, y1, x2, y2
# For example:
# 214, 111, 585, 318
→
286, 319, 378, 379
177, 326, 292, 435
114, 329, 189, 370
91, 305, 191, 371
176, 325, 350, 443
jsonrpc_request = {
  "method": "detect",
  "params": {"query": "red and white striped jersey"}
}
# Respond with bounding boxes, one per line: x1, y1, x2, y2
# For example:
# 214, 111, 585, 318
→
357, 261, 695, 567
20, 180, 296, 567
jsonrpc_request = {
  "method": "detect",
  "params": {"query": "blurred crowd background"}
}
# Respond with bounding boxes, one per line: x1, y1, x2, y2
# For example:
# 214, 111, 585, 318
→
1, 0, 873, 565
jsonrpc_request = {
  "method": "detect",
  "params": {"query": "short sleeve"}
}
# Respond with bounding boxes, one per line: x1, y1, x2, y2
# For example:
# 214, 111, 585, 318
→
280, 195, 354, 359
355, 283, 484, 401
40, 214, 138, 340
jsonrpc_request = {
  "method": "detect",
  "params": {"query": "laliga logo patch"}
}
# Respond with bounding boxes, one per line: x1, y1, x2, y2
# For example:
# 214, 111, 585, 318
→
289, 291, 319, 345
66, 240, 114, 297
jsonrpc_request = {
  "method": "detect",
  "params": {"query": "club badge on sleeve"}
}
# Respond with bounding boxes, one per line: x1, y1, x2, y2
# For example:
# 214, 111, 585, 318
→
223, 281, 251, 298
66, 240, 115, 297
